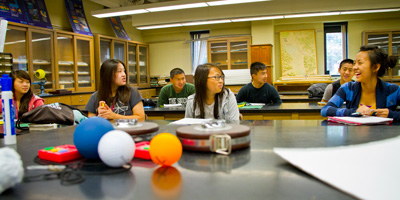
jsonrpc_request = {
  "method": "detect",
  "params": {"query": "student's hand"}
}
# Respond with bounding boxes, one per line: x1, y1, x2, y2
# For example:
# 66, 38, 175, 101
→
373, 108, 389, 118
356, 105, 372, 116
97, 102, 116, 119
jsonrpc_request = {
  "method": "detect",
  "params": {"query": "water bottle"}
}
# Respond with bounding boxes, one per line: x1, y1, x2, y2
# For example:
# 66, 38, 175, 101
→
1, 74, 16, 145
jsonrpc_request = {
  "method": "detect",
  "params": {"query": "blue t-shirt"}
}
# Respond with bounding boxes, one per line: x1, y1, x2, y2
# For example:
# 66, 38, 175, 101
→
85, 86, 143, 115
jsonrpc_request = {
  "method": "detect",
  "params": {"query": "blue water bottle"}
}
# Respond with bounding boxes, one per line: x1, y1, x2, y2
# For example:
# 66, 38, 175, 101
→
1, 74, 16, 145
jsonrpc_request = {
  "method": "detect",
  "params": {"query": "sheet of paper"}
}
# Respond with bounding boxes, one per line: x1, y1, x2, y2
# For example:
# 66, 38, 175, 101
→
274, 136, 400, 199
163, 104, 182, 108
169, 118, 213, 125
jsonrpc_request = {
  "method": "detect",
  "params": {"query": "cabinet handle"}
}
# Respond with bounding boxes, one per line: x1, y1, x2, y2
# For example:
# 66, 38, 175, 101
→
79, 100, 83, 102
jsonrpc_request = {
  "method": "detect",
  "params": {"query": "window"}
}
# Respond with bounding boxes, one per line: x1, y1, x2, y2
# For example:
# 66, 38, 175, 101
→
324, 22, 348, 75
190, 30, 209, 73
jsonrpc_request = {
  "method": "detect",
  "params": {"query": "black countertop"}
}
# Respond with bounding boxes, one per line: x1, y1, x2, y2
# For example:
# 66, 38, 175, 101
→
2, 120, 399, 199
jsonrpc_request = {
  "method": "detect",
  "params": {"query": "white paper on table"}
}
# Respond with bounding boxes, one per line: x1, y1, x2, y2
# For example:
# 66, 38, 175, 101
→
274, 136, 400, 200
248, 103, 265, 106
169, 118, 213, 125
163, 104, 182, 108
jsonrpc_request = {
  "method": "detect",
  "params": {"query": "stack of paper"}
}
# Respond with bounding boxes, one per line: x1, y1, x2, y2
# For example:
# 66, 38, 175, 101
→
169, 118, 212, 125
222, 69, 251, 85
328, 116, 393, 125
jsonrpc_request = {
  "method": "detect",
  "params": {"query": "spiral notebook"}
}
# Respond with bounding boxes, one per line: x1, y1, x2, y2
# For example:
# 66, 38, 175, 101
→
327, 116, 393, 125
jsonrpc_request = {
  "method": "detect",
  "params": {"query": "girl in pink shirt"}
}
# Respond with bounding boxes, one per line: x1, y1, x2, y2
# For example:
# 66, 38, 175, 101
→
0, 70, 44, 119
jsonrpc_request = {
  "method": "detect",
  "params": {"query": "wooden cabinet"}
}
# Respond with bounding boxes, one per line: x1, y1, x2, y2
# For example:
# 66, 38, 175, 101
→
4, 23, 55, 93
70, 94, 92, 105
44, 96, 72, 105
251, 44, 273, 85
363, 30, 400, 79
225, 85, 243, 94
138, 88, 156, 99
4, 22, 96, 93
44, 94, 92, 106
207, 36, 251, 70
55, 30, 95, 92
94, 34, 150, 89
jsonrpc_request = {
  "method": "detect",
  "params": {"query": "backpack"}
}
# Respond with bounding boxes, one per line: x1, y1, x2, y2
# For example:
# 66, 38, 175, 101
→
16, 103, 87, 129
307, 83, 328, 98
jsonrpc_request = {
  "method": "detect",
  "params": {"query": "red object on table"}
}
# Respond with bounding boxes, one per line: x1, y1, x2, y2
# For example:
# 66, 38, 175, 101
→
134, 141, 151, 160
38, 144, 82, 163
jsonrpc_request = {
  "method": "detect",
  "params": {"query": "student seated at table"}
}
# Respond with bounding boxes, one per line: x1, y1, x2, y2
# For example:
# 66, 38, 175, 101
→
85, 59, 145, 121
185, 63, 240, 122
157, 68, 195, 107
321, 59, 355, 103
321, 45, 400, 120
236, 62, 281, 105
0, 70, 45, 119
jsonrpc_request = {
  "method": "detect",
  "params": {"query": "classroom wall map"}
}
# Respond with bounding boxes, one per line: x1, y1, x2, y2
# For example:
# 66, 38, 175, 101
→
280, 30, 318, 76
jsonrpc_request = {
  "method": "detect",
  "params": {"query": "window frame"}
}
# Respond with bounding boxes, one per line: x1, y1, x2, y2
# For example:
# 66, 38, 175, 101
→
324, 22, 348, 75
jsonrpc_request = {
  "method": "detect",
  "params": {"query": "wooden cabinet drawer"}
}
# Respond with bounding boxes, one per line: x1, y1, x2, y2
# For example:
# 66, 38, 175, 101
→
71, 94, 92, 105
44, 96, 72, 105
225, 85, 243, 94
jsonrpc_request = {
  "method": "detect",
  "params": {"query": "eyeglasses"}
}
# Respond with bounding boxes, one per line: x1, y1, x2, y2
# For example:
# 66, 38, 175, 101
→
208, 75, 225, 81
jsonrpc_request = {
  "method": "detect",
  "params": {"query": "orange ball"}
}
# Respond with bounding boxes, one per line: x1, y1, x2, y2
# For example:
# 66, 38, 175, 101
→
150, 133, 182, 166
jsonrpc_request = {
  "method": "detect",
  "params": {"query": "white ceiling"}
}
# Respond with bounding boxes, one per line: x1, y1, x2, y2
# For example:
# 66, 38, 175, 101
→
90, 0, 400, 27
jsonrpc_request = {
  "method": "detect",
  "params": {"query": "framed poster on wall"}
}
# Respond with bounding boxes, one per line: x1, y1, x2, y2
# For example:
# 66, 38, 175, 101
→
279, 29, 318, 76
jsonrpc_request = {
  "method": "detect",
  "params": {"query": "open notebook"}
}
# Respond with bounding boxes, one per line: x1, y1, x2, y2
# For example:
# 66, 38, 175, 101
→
328, 116, 393, 125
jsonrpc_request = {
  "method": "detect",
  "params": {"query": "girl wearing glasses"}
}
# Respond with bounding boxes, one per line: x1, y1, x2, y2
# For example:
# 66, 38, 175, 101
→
85, 59, 145, 121
185, 63, 240, 122
321, 45, 400, 120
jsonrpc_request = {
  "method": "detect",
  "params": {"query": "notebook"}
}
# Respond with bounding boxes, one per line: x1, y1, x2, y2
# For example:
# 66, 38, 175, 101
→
327, 116, 393, 125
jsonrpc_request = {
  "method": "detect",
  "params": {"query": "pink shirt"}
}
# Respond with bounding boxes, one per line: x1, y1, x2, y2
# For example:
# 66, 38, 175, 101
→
0, 94, 45, 119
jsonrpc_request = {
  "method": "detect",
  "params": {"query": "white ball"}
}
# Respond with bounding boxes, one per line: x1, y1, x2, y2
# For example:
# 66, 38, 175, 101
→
98, 130, 135, 167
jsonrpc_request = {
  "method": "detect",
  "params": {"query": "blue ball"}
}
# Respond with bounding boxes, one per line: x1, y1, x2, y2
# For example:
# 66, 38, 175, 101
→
73, 117, 114, 159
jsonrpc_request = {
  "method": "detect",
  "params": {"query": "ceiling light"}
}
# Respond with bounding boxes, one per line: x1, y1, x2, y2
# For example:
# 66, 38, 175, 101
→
93, 9, 148, 18
146, 3, 208, 12
207, 0, 270, 6
284, 12, 340, 18
340, 8, 400, 15
182, 20, 232, 26
137, 23, 183, 30
231, 15, 283, 22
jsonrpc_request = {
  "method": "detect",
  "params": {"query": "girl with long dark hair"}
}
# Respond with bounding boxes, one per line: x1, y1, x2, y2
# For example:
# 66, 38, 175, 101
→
322, 45, 400, 120
0, 70, 44, 118
185, 63, 239, 122
85, 59, 145, 121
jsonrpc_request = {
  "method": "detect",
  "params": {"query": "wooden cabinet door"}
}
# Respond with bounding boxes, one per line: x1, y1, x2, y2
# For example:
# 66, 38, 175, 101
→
251, 45, 271, 66
251, 44, 273, 85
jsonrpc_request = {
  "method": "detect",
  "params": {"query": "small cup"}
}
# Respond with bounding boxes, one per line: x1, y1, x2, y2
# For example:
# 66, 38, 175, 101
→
59, 85, 65, 89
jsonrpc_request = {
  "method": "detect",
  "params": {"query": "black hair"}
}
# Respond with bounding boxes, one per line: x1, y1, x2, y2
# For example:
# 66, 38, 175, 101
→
10, 70, 33, 118
170, 68, 185, 79
98, 59, 131, 107
193, 63, 227, 119
250, 62, 267, 76
339, 59, 354, 69
359, 45, 399, 77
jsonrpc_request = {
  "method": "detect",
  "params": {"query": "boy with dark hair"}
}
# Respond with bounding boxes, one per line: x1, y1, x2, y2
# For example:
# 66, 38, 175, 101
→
157, 68, 195, 107
236, 62, 281, 105
321, 59, 354, 103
